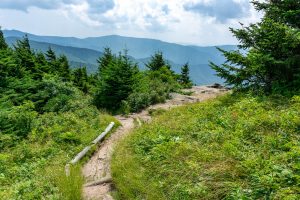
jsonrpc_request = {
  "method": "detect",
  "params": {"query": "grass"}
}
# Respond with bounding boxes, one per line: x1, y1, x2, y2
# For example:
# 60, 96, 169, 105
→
0, 97, 120, 199
111, 93, 300, 199
54, 164, 84, 200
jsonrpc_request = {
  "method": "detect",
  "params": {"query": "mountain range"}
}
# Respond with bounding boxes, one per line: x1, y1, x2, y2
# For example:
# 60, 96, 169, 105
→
3, 30, 238, 85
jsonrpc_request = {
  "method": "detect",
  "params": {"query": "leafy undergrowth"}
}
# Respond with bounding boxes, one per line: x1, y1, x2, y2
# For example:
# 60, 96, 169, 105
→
112, 93, 300, 200
0, 91, 119, 199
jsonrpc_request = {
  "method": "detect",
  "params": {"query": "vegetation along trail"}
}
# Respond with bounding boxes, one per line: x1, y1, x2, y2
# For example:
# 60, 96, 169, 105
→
82, 85, 228, 200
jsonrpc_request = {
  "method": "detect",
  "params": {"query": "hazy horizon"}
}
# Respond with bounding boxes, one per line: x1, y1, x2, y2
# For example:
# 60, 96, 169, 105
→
3, 28, 240, 47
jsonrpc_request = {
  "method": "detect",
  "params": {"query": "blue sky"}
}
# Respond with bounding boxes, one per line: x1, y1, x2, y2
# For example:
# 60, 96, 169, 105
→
0, 0, 262, 45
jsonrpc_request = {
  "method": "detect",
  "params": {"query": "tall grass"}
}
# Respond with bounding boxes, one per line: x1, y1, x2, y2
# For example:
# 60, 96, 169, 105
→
54, 164, 83, 200
112, 93, 300, 199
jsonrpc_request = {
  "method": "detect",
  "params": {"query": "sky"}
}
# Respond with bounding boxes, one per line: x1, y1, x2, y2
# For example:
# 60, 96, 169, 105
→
0, 0, 263, 46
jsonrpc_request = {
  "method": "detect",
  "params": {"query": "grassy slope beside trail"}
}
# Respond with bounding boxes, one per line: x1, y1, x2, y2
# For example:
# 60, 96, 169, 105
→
112, 93, 300, 199
0, 91, 119, 200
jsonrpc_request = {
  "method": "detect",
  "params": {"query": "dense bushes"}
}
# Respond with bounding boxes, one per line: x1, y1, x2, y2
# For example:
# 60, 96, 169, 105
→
0, 101, 37, 140
94, 50, 184, 113
126, 67, 180, 112
112, 93, 300, 199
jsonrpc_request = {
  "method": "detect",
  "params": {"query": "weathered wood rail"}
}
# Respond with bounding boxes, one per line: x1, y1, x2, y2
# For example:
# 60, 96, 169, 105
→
65, 122, 115, 176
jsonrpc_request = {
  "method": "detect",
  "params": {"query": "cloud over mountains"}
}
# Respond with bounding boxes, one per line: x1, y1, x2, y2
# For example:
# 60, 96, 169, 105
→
0, 0, 261, 45
184, 0, 251, 23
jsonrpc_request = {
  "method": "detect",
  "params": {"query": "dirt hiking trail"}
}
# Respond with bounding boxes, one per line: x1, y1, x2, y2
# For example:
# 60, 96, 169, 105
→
82, 85, 228, 200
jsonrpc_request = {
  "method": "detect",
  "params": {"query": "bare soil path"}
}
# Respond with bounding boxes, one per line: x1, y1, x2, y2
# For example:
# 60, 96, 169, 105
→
82, 85, 228, 200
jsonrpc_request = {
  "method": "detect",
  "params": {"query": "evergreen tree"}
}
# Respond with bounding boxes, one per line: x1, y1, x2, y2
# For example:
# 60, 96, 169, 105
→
14, 35, 37, 77
0, 48, 18, 88
58, 55, 71, 81
210, 0, 300, 93
253, 0, 300, 28
94, 50, 138, 111
97, 47, 114, 75
0, 27, 8, 50
35, 52, 50, 74
180, 63, 192, 88
45, 47, 56, 62
72, 67, 89, 93
45, 47, 60, 74
146, 51, 170, 71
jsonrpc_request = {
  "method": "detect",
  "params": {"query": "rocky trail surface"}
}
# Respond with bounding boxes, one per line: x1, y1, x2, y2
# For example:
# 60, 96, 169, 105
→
82, 85, 228, 200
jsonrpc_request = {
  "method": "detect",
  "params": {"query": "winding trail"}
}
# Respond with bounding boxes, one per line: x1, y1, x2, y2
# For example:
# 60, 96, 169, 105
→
82, 85, 228, 200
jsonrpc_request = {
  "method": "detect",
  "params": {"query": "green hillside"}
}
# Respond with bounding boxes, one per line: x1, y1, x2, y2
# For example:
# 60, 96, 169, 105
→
112, 93, 300, 199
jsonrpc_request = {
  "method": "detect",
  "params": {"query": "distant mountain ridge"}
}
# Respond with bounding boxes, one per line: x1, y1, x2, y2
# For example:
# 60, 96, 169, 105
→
3, 29, 237, 85
5, 36, 101, 73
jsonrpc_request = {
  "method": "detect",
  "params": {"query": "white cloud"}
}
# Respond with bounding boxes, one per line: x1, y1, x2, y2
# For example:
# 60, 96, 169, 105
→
0, 0, 263, 45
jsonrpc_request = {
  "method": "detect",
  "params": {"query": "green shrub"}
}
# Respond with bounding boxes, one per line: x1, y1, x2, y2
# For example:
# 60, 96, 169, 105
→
43, 94, 72, 112
126, 68, 179, 113
58, 132, 80, 144
0, 101, 37, 140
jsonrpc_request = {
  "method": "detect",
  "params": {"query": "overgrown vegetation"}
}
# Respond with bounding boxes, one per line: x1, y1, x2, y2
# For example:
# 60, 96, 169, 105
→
112, 93, 300, 199
0, 30, 118, 199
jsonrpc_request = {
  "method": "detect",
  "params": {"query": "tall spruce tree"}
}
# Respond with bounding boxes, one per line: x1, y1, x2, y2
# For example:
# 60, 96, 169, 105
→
45, 47, 60, 74
146, 51, 170, 71
210, 0, 300, 93
253, 0, 300, 28
14, 35, 37, 77
97, 47, 114, 75
58, 55, 71, 81
45, 47, 56, 62
94, 50, 138, 111
35, 52, 50, 74
180, 63, 192, 88
72, 67, 89, 93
